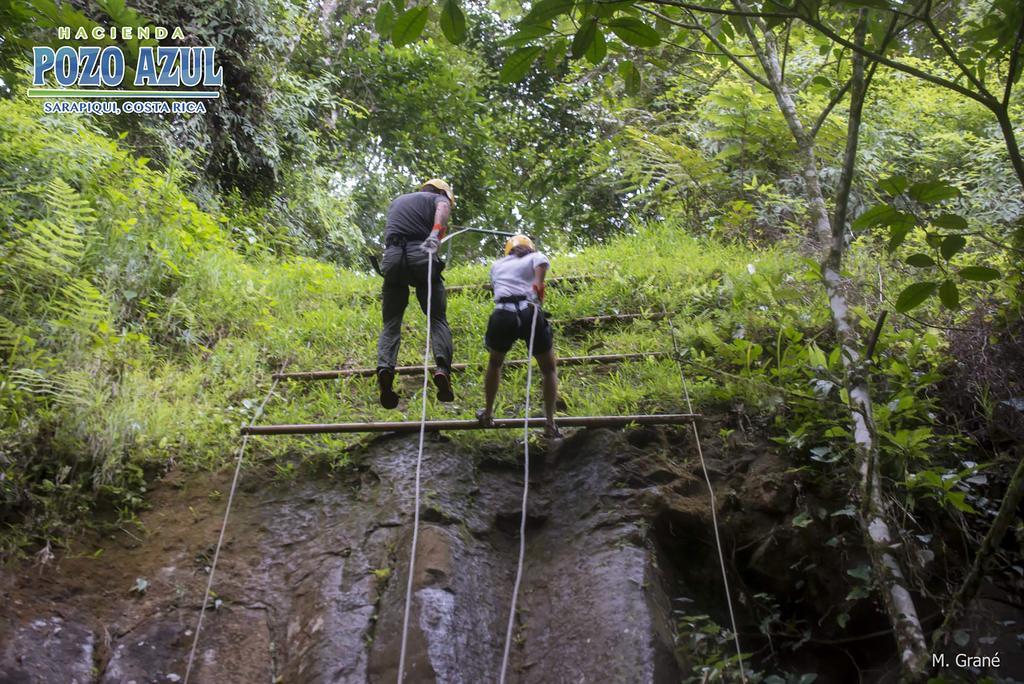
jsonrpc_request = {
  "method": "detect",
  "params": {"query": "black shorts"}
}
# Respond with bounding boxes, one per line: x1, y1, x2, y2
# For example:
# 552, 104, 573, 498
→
485, 305, 554, 356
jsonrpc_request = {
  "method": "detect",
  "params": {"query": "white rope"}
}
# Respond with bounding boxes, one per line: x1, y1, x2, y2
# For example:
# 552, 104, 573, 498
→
184, 369, 283, 683
499, 301, 540, 684
397, 254, 435, 682
665, 312, 746, 681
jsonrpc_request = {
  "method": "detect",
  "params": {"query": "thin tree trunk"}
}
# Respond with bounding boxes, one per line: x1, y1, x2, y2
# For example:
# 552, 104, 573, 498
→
830, 12, 868, 251
932, 454, 1024, 648
993, 105, 1024, 202
729, 1, 929, 677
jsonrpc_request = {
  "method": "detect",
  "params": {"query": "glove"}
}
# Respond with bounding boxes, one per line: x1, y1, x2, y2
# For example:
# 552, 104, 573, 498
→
421, 234, 440, 254
532, 282, 546, 302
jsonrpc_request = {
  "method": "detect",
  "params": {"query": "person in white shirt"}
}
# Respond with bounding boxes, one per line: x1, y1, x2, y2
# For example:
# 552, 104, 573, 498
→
476, 234, 561, 438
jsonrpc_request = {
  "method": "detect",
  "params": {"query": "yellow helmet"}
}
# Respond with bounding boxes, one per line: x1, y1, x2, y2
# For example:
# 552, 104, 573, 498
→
504, 234, 535, 255
421, 178, 455, 206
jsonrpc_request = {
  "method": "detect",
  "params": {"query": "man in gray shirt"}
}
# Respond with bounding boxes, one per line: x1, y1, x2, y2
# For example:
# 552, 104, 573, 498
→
476, 234, 561, 438
376, 179, 455, 408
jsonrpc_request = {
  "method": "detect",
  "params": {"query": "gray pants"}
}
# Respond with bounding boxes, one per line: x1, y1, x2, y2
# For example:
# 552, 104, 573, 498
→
376, 242, 453, 371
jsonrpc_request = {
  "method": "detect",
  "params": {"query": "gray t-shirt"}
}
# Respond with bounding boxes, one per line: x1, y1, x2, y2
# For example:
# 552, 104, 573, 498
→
490, 252, 550, 302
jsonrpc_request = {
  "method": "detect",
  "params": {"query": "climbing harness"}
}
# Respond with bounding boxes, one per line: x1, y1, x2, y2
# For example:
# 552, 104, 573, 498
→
664, 309, 746, 681
397, 251, 436, 683
183, 364, 285, 684
499, 300, 541, 684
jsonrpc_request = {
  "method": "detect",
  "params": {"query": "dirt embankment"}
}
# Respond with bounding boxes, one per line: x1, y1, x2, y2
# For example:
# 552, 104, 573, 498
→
1, 421, 1020, 682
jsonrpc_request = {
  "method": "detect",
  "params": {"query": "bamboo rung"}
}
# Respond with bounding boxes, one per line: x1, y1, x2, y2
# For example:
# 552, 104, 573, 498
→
242, 413, 699, 436
273, 352, 671, 381
446, 275, 590, 293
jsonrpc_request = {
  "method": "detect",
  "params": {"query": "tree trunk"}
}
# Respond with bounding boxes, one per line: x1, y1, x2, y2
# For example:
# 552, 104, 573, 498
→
729, 1, 929, 677
932, 454, 1024, 649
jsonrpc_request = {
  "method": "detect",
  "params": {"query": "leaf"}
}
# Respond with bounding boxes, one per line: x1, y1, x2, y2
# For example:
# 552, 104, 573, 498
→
504, 24, 552, 45
618, 59, 641, 94
940, 235, 967, 260
908, 180, 960, 204
606, 17, 661, 47
877, 175, 907, 195
934, 213, 967, 231
939, 280, 959, 310
391, 6, 430, 46
440, 0, 466, 44
895, 281, 938, 312
887, 221, 915, 252
958, 266, 1001, 282
953, 629, 970, 647
852, 204, 912, 231
374, 3, 395, 36
585, 27, 606, 64
523, 0, 575, 24
905, 253, 935, 268
571, 17, 598, 59
544, 38, 568, 71
500, 46, 543, 82
847, 564, 872, 581
792, 511, 813, 528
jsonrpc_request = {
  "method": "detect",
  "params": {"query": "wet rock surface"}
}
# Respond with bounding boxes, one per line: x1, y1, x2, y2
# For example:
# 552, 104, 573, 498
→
3, 423, 1021, 682
0, 426, 725, 683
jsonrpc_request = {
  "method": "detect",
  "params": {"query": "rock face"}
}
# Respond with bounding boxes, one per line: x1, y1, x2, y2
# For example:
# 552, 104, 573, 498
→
0, 426, 726, 683
8, 424, 1020, 682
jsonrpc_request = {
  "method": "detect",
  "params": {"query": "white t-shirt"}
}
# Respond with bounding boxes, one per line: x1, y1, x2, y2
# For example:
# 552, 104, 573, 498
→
490, 252, 550, 302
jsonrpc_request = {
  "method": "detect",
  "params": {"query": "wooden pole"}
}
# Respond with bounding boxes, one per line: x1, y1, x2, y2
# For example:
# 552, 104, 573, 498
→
550, 312, 667, 325
242, 413, 699, 435
446, 275, 591, 292
273, 352, 670, 381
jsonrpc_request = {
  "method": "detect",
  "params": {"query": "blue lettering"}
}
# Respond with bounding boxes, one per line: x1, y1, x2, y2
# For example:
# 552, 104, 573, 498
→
100, 47, 124, 86
54, 46, 78, 87
33, 47, 55, 86
180, 48, 201, 87
134, 48, 157, 86
202, 47, 223, 86
156, 47, 179, 86
78, 47, 101, 86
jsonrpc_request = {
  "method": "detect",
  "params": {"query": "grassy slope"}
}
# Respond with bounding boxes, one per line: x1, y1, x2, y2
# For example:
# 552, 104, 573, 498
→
2, 94, 953, 555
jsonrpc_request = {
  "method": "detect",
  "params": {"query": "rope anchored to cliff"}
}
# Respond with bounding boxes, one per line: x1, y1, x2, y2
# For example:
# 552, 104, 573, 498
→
664, 308, 746, 682
499, 300, 540, 684
397, 254, 435, 683
183, 362, 285, 684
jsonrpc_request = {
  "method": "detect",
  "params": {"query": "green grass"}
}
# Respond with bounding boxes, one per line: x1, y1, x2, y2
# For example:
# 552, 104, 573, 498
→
2, 92, 957, 556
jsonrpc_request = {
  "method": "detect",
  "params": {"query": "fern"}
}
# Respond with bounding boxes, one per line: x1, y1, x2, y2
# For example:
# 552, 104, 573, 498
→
50, 276, 108, 333
4, 178, 94, 287
0, 314, 19, 353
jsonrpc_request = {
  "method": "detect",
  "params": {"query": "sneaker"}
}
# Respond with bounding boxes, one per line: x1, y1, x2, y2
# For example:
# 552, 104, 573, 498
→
378, 368, 399, 409
433, 369, 455, 402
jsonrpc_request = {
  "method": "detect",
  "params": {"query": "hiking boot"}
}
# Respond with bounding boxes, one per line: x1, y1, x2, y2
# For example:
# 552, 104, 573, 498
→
476, 408, 494, 427
377, 368, 399, 409
433, 369, 455, 402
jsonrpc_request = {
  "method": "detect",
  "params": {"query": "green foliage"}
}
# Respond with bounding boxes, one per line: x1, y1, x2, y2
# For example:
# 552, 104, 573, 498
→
852, 175, 1006, 313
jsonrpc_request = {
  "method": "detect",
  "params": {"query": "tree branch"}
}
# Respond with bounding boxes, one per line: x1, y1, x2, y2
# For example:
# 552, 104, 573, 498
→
640, 6, 771, 88
921, 1, 990, 97
632, 0, 796, 20
932, 455, 1024, 649
797, 14, 995, 108
810, 77, 852, 139
1004, 13, 1024, 108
